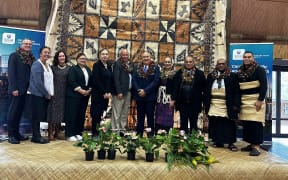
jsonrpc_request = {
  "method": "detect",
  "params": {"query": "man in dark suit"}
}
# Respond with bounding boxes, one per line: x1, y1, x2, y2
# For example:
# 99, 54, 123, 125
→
111, 48, 132, 133
7, 39, 35, 144
170, 56, 205, 133
132, 51, 160, 136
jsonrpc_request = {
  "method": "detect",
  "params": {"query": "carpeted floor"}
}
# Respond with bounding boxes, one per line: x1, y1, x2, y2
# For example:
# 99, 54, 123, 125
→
0, 140, 288, 180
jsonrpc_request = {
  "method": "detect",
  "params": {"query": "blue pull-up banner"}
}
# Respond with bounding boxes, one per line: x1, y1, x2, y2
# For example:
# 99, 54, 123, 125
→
0, 26, 46, 137
229, 43, 273, 143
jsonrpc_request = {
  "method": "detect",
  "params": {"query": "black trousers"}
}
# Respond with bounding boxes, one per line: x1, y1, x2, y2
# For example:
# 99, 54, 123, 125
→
90, 99, 109, 136
64, 96, 89, 137
31, 95, 49, 138
136, 100, 156, 136
179, 102, 199, 133
7, 94, 26, 137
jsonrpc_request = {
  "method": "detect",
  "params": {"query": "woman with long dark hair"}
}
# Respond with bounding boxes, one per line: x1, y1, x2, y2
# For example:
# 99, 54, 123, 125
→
47, 50, 70, 141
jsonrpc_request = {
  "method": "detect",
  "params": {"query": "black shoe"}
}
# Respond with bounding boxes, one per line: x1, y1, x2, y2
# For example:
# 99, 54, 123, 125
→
31, 137, 49, 144
249, 148, 261, 156
8, 136, 20, 144
17, 134, 29, 141
241, 145, 253, 152
213, 143, 224, 148
228, 144, 238, 152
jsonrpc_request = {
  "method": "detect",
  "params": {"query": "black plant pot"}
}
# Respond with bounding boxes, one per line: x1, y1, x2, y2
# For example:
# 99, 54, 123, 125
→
145, 153, 154, 162
127, 151, 136, 160
85, 151, 94, 161
107, 150, 116, 160
97, 150, 106, 160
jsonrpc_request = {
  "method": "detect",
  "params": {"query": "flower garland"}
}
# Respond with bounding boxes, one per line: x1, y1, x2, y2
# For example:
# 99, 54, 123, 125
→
238, 61, 258, 81
211, 67, 231, 80
16, 48, 35, 66
181, 67, 196, 82
118, 59, 133, 73
136, 61, 156, 79
160, 66, 176, 80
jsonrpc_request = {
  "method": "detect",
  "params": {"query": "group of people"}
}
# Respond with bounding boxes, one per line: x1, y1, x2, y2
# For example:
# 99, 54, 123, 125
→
6, 39, 267, 156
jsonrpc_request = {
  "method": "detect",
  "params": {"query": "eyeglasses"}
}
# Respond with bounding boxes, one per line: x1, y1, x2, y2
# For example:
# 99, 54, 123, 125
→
185, 61, 193, 64
22, 43, 32, 46
217, 63, 225, 65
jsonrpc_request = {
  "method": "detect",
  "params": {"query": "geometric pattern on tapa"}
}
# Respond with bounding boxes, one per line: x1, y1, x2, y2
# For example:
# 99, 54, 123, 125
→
56, 0, 216, 68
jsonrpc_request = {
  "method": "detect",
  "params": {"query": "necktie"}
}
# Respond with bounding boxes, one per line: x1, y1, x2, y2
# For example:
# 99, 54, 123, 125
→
143, 65, 148, 73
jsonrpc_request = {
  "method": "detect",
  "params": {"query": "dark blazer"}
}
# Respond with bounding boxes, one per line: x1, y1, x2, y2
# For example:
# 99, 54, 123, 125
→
132, 63, 160, 101
204, 72, 240, 119
66, 64, 92, 98
90, 60, 113, 103
171, 68, 205, 114
164, 77, 174, 95
8, 52, 32, 95
112, 61, 131, 96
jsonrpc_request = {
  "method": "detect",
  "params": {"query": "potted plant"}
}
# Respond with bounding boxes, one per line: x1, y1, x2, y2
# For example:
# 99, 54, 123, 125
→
106, 130, 122, 160
164, 128, 217, 171
120, 131, 140, 160
94, 120, 110, 160
74, 131, 97, 161
139, 128, 165, 162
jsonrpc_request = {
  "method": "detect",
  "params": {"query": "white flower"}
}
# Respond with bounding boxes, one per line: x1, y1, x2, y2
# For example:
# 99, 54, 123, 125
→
144, 128, 152, 132
157, 129, 167, 135
100, 120, 105, 126
180, 130, 185, 136
124, 132, 131, 136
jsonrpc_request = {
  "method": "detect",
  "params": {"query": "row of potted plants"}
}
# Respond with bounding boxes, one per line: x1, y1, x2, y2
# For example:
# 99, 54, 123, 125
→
74, 120, 217, 170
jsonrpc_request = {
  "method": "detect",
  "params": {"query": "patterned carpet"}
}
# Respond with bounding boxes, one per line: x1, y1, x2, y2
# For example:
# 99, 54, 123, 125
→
0, 140, 288, 179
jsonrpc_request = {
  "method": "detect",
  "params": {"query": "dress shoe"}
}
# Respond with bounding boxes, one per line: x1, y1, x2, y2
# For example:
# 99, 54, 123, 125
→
31, 137, 49, 144
249, 147, 261, 156
17, 134, 29, 141
8, 136, 20, 144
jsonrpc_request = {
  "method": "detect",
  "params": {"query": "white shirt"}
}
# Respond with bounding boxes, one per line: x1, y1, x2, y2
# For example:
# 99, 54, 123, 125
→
81, 67, 89, 86
39, 59, 54, 96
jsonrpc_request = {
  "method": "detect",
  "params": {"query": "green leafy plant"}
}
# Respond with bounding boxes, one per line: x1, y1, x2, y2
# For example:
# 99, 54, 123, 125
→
74, 131, 97, 152
139, 128, 166, 159
107, 130, 122, 152
165, 128, 217, 171
120, 132, 140, 153
94, 120, 111, 151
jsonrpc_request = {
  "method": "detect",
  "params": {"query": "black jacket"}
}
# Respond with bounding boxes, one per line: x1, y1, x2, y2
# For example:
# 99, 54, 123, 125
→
8, 52, 33, 95
66, 64, 92, 98
91, 60, 113, 103
171, 68, 205, 114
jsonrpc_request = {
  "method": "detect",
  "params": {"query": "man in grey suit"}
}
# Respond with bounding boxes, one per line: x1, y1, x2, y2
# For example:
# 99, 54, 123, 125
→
111, 48, 132, 133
